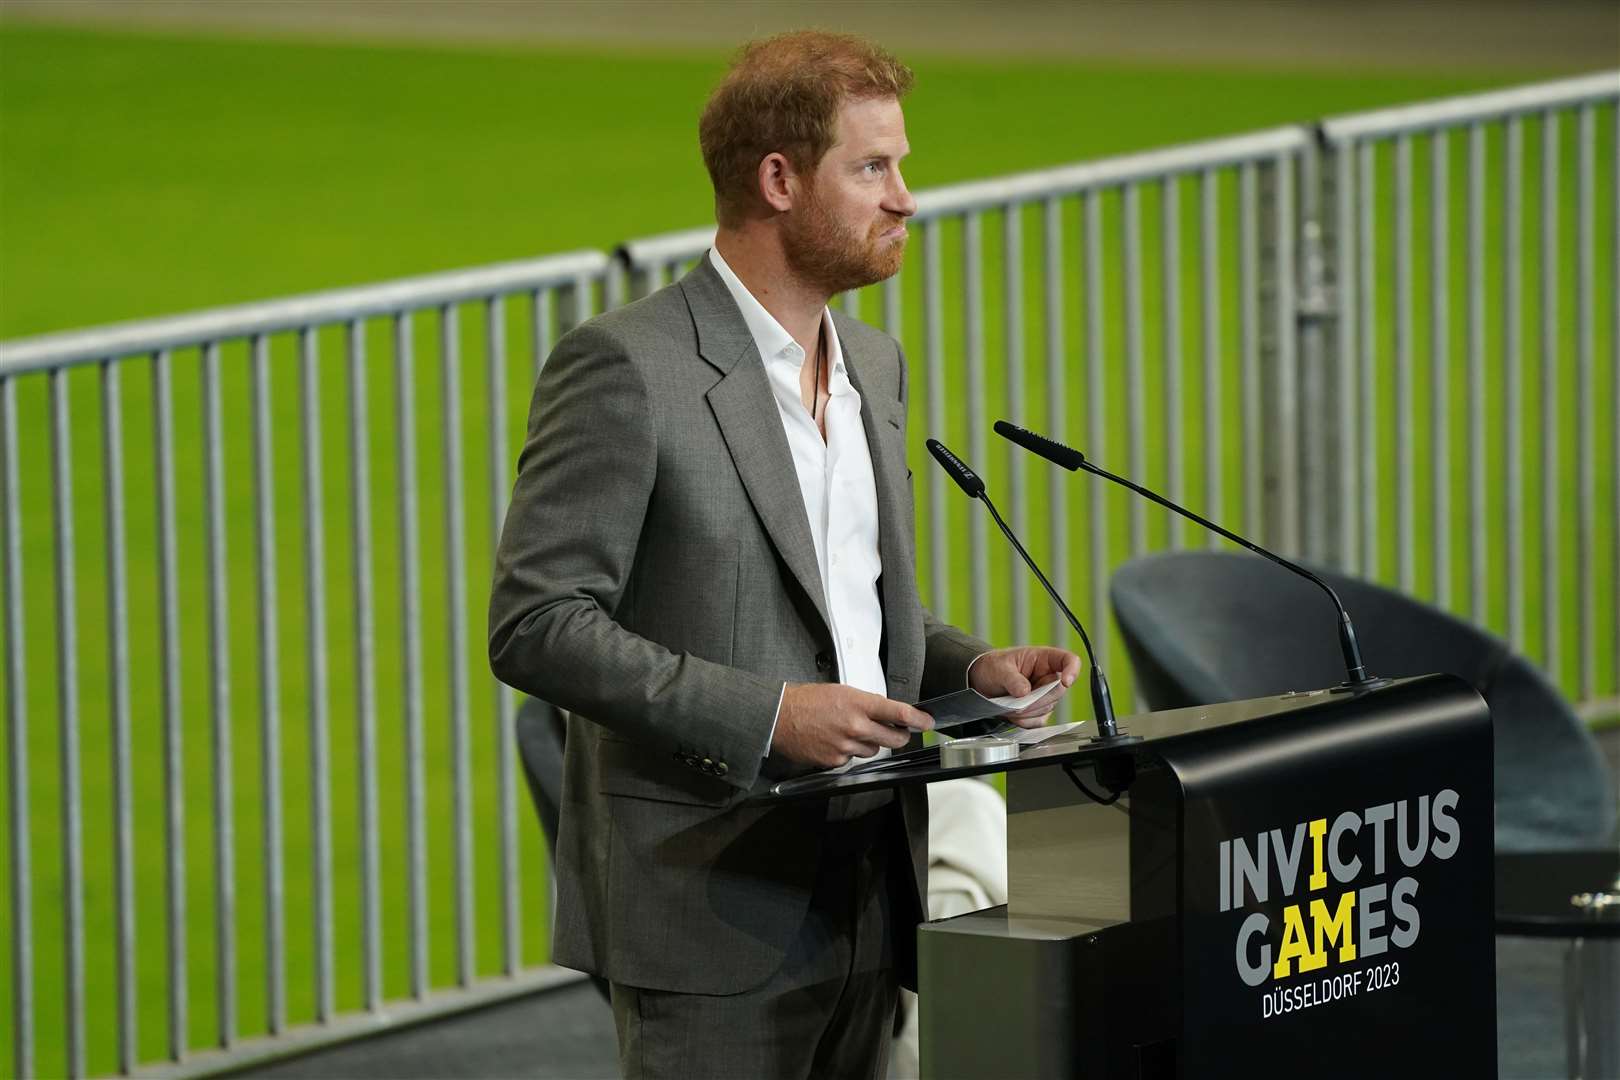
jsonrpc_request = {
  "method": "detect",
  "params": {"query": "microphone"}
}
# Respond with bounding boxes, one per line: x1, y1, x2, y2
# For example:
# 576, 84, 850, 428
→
993, 421, 1084, 471
925, 438, 1129, 742
925, 437, 984, 498
993, 420, 1382, 690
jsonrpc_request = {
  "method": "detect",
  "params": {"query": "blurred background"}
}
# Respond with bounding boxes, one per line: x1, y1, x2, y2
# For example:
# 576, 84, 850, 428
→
4, 0, 1617, 336
1, 2, 1617, 1078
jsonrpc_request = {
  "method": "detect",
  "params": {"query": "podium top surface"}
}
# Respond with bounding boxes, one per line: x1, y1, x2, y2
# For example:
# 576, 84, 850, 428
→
751, 674, 1475, 803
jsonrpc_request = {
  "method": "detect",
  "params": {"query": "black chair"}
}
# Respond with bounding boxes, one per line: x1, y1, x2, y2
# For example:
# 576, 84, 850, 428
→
1110, 550, 1615, 852
514, 696, 612, 1003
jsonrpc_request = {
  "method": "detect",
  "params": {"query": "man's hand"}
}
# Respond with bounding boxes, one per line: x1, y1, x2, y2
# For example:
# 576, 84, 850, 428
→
772, 683, 935, 769
967, 645, 1082, 729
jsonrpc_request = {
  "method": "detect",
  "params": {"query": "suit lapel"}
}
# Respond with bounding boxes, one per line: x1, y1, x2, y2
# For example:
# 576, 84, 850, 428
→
683, 258, 833, 637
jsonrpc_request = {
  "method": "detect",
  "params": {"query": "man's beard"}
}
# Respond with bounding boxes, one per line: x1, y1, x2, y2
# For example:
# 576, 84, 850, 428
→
781, 188, 907, 296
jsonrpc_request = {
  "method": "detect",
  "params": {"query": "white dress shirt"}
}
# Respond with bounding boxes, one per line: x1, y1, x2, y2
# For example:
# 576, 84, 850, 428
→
708, 248, 891, 765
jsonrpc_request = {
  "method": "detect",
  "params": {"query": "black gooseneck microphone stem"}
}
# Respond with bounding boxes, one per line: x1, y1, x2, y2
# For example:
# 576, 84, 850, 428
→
926, 437, 1125, 740
1076, 458, 1372, 686
976, 494, 1089, 659
992, 420, 1377, 688
976, 491, 1121, 738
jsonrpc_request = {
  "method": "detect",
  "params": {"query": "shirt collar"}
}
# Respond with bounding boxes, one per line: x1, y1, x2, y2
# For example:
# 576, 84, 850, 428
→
707, 247, 850, 390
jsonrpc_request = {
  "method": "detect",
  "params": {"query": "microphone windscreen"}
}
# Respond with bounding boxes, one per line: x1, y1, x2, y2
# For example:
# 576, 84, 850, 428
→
926, 438, 985, 498
993, 420, 1084, 471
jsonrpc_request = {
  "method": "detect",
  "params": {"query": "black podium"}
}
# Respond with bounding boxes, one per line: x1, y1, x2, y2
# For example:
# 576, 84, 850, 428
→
758, 674, 1495, 1079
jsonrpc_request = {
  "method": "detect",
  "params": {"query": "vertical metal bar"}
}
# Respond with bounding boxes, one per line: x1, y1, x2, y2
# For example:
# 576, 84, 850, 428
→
1539, 110, 1560, 680
1122, 183, 1146, 556
1084, 190, 1108, 670
486, 296, 520, 977
1505, 116, 1525, 650
250, 332, 285, 1034
569, 274, 593, 332
49, 367, 84, 1078
297, 327, 334, 1023
1273, 153, 1300, 555
1358, 141, 1379, 580
1334, 146, 1359, 571
1240, 163, 1262, 543
1002, 204, 1029, 640
1, 375, 30, 1080
923, 217, 948, 617
963, 214, 989, 639
394, 312, 428, 1000
1394, 135, 1416, 592
157, 348, 188, 1061
1041, 196, 1068, 651
1430, 132, 1451, 609
102, 358, 135, 1074
1297, 140, 1330, 564
604, 260, 627, 312
1201, 169, 1223, 547
440, 303, 474, 989
1161, 176, 1184, 549
532, 287, 553, 380
345, 320, 381, 1013
1612, 102, 1619, 699
1467, 124, 1488, 625
1574, 106, 1595, 702
200, 341, 233, 1047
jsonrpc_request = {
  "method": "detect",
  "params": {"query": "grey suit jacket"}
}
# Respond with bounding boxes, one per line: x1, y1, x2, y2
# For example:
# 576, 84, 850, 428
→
488, 255, 989, 995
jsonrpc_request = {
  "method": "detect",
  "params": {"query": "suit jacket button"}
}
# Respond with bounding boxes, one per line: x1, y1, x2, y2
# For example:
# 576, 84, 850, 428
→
716, 761, 728, 776
701, 757, 715, 774
815, 651, 832, 672
684, 753, 699, 769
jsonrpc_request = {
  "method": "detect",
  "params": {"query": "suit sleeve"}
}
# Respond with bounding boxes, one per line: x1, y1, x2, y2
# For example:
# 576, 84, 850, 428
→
920, 611, 989, 699
890, 337, 994, 698
488, 323, 781, 789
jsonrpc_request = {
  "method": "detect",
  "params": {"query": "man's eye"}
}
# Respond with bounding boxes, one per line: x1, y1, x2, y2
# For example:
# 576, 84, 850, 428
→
864, 161, 885, 175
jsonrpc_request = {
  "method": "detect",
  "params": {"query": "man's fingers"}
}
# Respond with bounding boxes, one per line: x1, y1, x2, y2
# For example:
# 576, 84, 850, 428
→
1006, 667, 1033, 696
868, 695, 933, 731
844, 715, 911, 751
1011, 680, 1067, 710
1041, 648, 1081, 684
1005, 711, 1051, 729
860, 719, 914, 751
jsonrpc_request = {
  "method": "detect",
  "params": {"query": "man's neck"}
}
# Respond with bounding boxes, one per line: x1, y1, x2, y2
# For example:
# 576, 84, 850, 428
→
714, 229, 828, 356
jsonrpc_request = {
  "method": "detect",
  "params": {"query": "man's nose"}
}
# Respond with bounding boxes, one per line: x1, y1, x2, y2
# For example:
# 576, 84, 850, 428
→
887, 171, 917, 218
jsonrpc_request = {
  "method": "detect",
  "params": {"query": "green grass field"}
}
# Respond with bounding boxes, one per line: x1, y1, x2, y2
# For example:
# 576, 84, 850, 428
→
1, 19, 1614, 1078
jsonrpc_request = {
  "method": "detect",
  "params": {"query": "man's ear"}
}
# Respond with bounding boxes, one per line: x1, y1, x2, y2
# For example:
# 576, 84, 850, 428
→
758, 152, 798, 213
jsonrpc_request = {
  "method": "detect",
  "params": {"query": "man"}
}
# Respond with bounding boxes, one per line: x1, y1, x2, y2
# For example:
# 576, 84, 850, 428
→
489, 30, 1080, 1079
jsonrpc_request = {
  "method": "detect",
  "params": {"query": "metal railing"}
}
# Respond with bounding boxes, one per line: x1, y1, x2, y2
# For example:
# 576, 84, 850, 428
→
1309, 71, 1620, 704
2, 253, 608, 1078
1, 71, 1616, 1079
